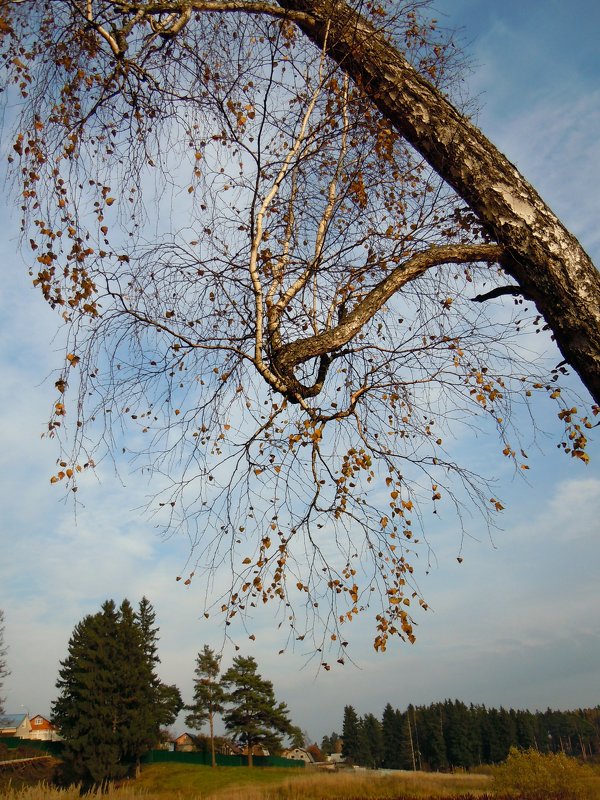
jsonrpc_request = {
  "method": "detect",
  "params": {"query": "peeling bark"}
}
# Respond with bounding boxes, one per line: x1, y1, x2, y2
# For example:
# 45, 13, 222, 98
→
276, 0, 600, 403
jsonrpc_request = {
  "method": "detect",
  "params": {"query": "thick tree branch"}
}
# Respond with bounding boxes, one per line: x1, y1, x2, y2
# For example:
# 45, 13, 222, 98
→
272, 243, 503, 386
471, 285, 535, 303
111, 0, 314, 25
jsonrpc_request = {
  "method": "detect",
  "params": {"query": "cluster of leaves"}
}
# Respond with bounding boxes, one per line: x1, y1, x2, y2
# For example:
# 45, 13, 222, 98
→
1, 1, 595, 658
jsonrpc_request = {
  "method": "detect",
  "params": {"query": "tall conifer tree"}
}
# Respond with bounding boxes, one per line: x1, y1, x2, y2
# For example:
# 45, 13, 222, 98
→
53, 601, 124, 786
135, 597, 183, 731
361, 713, 384, 768
186, 645, 226, 767
221, 655, 294, 767
381, 703, 403, 769
135, 597, 160, 671
52, 598, 181, 786
341, 705, 361, 765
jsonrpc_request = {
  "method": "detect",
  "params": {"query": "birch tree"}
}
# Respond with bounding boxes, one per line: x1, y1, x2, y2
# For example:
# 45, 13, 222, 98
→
1, 0, 597, 656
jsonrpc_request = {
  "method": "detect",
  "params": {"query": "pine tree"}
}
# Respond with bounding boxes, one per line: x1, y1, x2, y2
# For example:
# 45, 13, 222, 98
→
0, 609, 9, 715
52, 598, 180, 786
155, 682, 184, 728
398, 710, 417, 771
515, 710, 537, 750
186, 645, 226, 767
288, 725, 306, 749
221, 655, 294, 767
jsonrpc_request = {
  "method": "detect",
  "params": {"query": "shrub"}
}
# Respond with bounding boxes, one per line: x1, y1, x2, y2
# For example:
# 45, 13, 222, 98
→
493, 746, 596, 799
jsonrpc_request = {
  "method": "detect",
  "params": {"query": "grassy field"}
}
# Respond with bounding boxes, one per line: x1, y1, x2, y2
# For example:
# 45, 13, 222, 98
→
137, 763, 494, 798
0, 763, 495, 800
2, 756, 600, 800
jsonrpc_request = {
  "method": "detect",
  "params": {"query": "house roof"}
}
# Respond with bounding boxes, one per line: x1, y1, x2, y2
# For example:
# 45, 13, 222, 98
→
282, 747, 315, 762
0, 713, 29, 729
30, 714, 55, 730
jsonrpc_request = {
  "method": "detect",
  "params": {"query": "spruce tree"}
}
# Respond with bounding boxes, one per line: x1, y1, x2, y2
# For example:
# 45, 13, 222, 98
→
361, 713, 384, 768
134, 597, 183, 731
420, 703, 447, 771
221, 655, 294, 767
53, 601, 124, 786
381, 703, 403, 769
186, 645, 226, 767
135, 597, 160, 671
52, 598, 180, 786
115, 599, 160, 773
341, 705, 361, 765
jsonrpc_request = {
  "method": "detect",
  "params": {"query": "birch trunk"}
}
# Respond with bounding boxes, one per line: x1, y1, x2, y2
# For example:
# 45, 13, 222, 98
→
277, 0, 600, 403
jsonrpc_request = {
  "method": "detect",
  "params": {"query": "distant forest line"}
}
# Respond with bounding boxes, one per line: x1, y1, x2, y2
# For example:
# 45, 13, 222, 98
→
322, 700, 600, 770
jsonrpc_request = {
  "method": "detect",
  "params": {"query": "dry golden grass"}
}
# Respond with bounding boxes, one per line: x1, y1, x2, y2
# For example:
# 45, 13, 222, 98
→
199, 768, 493, 800
0, 764, 493, 800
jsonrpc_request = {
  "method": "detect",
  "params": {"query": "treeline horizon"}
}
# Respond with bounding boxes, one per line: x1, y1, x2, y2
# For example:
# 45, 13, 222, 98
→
320, 699, 600, 770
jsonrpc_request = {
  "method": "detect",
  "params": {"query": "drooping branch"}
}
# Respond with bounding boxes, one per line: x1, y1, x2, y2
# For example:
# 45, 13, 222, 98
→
271, 242, 504, 396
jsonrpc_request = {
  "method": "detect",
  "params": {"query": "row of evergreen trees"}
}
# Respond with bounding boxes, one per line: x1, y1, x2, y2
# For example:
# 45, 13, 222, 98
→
335, 700, 600, 770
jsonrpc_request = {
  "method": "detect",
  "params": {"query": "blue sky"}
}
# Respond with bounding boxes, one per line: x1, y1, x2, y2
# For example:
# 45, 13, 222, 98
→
1, 1, 599, 742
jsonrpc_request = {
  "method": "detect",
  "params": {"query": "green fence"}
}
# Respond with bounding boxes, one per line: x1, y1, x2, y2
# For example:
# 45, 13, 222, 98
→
141, 750, 305, 768
0, 737, 64, 756
0, 738, 303, 769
